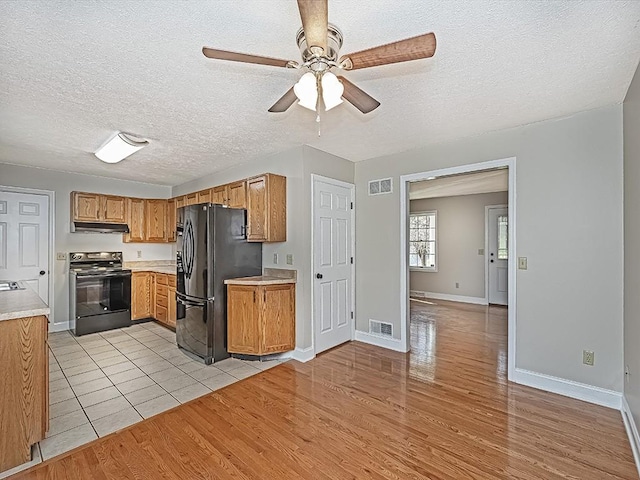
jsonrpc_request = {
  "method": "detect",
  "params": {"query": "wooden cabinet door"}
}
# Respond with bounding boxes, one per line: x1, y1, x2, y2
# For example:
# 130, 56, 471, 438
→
246, 176, 267, 241
260, 284, 295, 354
72, 192, 101, 222
185, 193, 198, 206
131, 272, 152, 320
167, 198, 177, 242
102, 195, 127, 223
227, 285, 261, 354
145, 199, 167, 242
124, 198, 145, 242
175, 196, 185, 209
197, 189, 211, 203
227, 181, 247, 209
211, 185, 227, 205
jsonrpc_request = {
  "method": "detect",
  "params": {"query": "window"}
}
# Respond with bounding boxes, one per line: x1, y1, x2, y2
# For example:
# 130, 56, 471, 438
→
497, 214, 508, 260
409, 211, 437, 271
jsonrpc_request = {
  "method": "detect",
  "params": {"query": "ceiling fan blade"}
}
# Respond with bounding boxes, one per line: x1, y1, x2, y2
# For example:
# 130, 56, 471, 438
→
297, 0, 328, 54
339, 32, 436, 70
202, 47, 293, 68
268, 87, 297, 113
337, 76, 380, 114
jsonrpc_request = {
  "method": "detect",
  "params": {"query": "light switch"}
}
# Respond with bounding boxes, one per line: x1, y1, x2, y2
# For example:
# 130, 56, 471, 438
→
478, 248, 484, 255
518, 257, 528, 270
286, 254, 293, 265
273, 253, 278, 264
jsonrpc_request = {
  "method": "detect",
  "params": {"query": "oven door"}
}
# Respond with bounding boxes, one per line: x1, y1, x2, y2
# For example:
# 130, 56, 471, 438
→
71, 271, 131, 335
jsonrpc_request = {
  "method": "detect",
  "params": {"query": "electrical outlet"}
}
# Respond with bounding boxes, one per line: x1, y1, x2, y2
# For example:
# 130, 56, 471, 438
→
286, 254, 293, 265
583, 350, 595, 366
137, 250, 142, 259
478, 249, 484, 255
273, 253, 278, 264
518, 257, 528, 270
455, 282, 459, 289
56, 252, 67, 261
626, 365, 631, 383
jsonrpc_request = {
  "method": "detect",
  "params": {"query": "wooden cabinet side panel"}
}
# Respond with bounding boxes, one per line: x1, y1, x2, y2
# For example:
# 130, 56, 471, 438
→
227, 285, 260, 354
103, 195, 127, 223
145, 200, 168, 242
0, 316, 47, 472
167, 198, 177, 243
260, 285, 296, 354
246, 176, 267, 242
227, 181, 247, 209
266, 174, 287, 242
72, 192, 101, 222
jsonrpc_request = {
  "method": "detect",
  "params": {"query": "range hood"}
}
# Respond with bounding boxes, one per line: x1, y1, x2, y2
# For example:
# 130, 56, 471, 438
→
72, 222, 130, 234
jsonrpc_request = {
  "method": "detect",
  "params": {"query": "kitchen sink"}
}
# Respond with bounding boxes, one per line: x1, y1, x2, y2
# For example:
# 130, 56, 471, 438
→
0, 281, 24, 291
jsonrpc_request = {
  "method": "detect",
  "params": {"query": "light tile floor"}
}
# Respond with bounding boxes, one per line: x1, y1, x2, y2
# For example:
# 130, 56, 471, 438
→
2, 321, 285, 475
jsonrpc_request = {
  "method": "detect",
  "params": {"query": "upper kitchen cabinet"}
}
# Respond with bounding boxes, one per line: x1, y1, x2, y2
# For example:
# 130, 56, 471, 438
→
211, 185, 226, 205
197, 189, 211, 204
145, 199, 168, 242
227, 180, 247, 208
71, 192, 126, 223
247, 174, 286, 242
123, 197, 145, 243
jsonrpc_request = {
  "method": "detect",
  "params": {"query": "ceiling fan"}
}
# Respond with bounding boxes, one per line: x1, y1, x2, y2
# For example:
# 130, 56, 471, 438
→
202, 0, 436, 115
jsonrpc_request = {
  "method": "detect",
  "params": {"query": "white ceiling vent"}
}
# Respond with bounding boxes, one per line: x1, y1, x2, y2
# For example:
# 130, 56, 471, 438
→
369, 319, 393, 337
368, 178, 393, 196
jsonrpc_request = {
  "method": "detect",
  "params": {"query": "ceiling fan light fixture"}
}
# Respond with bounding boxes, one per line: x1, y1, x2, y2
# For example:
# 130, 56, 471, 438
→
321, 71, 344, 111
95, 132, 148, 163
294, 72, 318, 111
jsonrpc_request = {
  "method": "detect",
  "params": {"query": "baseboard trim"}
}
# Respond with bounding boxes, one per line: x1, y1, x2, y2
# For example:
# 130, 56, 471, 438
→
49, 321, 70, 333
622, 396, 640, 477
514, 368, 622, 409
354, 330, 408, 353
410, 290, 488, 306
291, 346, 315, 363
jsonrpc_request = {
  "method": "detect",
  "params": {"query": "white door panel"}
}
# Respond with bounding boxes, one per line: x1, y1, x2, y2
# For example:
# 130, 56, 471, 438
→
314, 178, 354, 354
488, 207, 508, 305
0, 190, 50, 303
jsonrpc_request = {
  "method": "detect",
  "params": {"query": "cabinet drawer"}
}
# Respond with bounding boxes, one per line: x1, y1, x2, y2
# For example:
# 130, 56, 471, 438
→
156, 274, 168, 285
156, 294, 168, 308
156, 284, 168, 297
156, 305, 167, 322
168, 275, 176, 288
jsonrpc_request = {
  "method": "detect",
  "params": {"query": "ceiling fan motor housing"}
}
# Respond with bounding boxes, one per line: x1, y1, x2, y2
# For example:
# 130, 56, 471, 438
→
296, 23, 343, 68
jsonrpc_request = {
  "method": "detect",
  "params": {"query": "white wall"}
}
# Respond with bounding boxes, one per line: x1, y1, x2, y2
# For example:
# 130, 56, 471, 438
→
0, 163, 173, 329
172, 145, 354, 351
410, 191, 508, 299
624, 61, 640, 430
355, 105, 624, 392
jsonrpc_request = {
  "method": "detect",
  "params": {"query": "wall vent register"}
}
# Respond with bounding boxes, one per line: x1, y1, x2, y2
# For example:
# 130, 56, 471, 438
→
369, 319, 393, 337
368, 178, 393, 196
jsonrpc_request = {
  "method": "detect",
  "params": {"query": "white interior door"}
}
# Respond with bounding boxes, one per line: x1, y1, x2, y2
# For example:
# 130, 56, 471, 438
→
488, 206, 508, 305
313, 177, 354, 354
0, 190, 50, 302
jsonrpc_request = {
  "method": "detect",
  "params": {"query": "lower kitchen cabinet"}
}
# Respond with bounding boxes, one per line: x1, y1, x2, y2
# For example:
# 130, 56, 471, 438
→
132, 272, 176, 328
227, 283, 295, 355
0, 315, 48, 472
131, 272, 154, 320
154, 273, 176, 329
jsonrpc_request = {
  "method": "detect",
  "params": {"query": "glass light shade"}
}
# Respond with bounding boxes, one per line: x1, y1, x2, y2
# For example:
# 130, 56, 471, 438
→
293, 72, 318, 111
95, 132, 148, 163
321, 72, 344, 111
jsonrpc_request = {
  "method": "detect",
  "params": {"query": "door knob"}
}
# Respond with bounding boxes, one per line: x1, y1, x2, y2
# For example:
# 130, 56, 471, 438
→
490, 260, 494, 263
39, 270, 46, 276
316, 273, 323, 279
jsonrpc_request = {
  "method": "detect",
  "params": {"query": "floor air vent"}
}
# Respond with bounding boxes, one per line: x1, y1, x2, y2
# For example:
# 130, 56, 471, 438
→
368, 178, 393, 196
369, 319, 393, 337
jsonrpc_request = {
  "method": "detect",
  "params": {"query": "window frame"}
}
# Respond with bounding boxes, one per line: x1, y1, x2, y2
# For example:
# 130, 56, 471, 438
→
408, 210, 438, 273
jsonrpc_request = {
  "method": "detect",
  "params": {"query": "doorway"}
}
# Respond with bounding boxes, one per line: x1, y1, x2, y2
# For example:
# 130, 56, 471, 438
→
0, 187, 53, 310
400, 157, 516, 381
312, 175, 355, 354
486, 205, 508, 305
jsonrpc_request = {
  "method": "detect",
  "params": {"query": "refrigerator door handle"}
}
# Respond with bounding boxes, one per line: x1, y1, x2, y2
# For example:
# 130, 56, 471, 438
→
176, 295, 208, 307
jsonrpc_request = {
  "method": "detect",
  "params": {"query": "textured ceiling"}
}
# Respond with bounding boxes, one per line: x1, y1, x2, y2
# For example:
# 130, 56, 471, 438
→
1, 1, 639, 186
410, 169, 508, 200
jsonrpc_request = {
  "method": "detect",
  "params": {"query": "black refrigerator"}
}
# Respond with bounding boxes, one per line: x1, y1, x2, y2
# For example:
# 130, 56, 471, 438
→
176, 204, 262, 364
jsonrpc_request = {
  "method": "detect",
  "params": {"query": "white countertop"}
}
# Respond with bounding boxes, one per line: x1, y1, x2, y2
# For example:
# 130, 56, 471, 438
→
224, 275, 296, 286
128, 266, 176, 275
0, 286, 50, 322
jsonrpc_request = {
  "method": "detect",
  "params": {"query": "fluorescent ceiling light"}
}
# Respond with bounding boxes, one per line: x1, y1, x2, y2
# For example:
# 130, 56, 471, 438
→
321, 72, 344, 111
294, 72, 318, 111
95, 132, 148, 163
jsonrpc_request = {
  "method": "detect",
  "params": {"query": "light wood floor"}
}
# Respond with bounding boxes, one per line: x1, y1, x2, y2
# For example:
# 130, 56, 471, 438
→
12, 300, 637, 479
